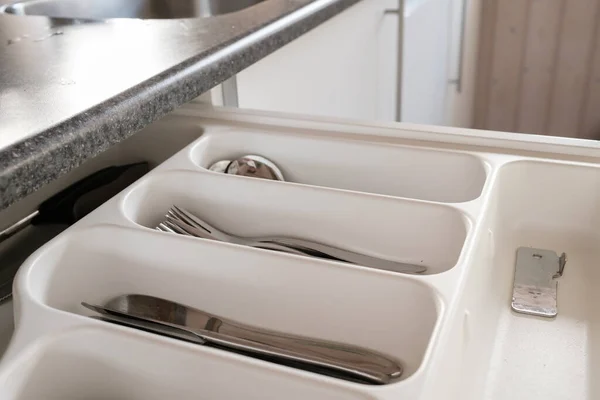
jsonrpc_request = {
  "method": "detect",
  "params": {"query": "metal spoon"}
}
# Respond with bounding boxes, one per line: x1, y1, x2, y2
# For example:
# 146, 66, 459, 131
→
208, 155, 284, 181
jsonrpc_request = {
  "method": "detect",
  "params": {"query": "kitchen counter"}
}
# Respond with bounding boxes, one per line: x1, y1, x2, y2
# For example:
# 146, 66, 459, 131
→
0, 0, 360, 210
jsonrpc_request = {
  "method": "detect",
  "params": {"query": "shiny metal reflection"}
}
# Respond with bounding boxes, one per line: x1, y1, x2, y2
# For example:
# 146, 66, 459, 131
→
156, 205, 428, 274
1, 0, 267, 19
82, 294, 404, 385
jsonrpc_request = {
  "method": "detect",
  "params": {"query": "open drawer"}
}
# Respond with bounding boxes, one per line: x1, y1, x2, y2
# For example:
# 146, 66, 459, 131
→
2, 105, 600, 399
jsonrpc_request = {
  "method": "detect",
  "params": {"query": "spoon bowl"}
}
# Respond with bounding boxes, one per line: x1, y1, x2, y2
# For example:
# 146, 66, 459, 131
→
208, 155, 284, 181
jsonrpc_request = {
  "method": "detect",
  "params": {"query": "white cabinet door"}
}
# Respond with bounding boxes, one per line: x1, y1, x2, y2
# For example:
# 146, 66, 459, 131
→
236, 0, 400, 122
444, 0, 482, 128
400, 0, 452, 125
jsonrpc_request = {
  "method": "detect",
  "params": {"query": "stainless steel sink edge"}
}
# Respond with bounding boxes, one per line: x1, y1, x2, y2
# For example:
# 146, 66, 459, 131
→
0, 0, 268, 20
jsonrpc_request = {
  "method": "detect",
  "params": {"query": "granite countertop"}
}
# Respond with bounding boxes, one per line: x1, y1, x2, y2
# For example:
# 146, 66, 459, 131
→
0, 0, 360, 210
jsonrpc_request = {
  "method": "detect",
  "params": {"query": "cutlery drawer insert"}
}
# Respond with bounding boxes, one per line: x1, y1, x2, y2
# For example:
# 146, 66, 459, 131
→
3, 107, 599, 399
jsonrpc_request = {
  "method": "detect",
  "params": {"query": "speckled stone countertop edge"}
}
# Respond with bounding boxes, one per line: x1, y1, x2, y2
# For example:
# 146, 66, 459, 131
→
0, 0, 361, 210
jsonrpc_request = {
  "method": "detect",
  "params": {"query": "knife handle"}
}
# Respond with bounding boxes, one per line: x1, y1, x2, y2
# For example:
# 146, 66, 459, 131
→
201, 320, 402, 385
84, 301, 401, 385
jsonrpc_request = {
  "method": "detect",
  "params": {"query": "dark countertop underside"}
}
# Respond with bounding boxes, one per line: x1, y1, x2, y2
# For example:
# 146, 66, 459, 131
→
0, 0, 361, 210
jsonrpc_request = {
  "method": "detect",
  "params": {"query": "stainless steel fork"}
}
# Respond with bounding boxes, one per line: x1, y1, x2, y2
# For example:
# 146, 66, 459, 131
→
156, 206, 427, 274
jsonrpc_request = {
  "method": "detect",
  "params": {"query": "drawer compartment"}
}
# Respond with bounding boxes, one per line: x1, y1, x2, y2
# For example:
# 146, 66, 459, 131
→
191, 129, 487, 203
122, 170, 471, 274
0, 326, 375, 400
16, 225, 442, 381
437, 161, 600, 400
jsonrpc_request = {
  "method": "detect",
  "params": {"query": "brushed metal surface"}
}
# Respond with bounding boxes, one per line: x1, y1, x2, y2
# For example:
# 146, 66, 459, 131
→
511, 247, 566, 318
2, 0, 267, 19
85, 294, 404, 384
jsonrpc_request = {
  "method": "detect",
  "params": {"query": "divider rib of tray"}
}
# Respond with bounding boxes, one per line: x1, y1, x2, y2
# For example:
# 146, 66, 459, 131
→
412, 160, 509, 400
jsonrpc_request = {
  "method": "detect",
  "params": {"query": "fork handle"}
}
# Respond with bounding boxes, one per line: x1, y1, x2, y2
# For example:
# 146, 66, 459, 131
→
164, 209, 426, 274
262, 238, 427, 274
250, 241, 326, 257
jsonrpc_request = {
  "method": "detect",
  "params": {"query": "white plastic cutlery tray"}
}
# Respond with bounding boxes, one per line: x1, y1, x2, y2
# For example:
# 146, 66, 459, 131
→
1, 106, 599, 400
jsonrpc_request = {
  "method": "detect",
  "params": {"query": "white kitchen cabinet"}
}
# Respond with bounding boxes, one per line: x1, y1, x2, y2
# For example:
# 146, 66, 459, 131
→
215, 0, 480, 127
444, 0, 482, 127
234, 0, 401, 122
401, 0, 452, 125
401, 0, 480, 127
